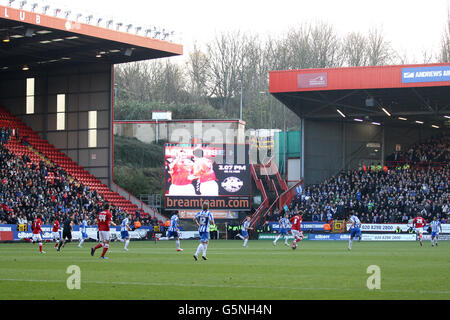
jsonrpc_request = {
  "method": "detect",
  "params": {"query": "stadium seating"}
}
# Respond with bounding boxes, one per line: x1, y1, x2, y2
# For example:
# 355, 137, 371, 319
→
0, 106, 151, 221
265, 134, 449, 224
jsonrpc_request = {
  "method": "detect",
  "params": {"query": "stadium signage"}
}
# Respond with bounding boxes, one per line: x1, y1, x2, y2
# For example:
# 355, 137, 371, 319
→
0, 225, 152, 241
159, 231, 199, 240
269, 221, 325, 231
401, 66, 450, 83
258, 233, 309, 240
179, 211, 239, 219
298, 72, 328, 88
309, 233, 417, 241
422, 234, 450, 241
1, 6, 42, 25
347, 223, 450, 234
361, 234, 416, 241
350, 223, 410, 232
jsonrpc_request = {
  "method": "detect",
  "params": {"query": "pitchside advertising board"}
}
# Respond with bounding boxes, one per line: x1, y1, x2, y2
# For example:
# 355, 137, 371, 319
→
347, 223, 450, 234
258, 233, 419, 241
0, 225, 150, 241
308, 234, 418, 241
164, 143, 251, 210
269, 222, 450, 233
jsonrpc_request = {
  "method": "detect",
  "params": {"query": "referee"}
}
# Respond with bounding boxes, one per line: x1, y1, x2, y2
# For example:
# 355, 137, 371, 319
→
57, 213, 74, 252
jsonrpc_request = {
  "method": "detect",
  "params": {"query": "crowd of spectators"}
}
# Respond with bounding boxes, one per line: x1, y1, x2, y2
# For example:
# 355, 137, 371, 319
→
0, 141, 158, 228
275, 134, 449, 224
386, 134, 449, 166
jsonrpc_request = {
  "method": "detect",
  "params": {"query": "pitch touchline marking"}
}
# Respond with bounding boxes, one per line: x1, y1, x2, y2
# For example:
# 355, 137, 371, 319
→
0, 278, 449, 295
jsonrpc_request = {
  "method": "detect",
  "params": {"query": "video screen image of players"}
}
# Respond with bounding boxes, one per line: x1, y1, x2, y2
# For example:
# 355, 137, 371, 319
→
164, 144, 249, 197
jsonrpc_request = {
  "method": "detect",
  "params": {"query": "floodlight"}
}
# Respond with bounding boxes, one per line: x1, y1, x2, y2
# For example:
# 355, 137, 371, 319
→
97, 18, 103, 26
381, 107, 391, 117
42, 5, 49, 14
64, 10, 71, 19
24, 28, 34, 37
2, 33, 10, 43
116, 22, 123, 31
336, 109, 346, 118
106, 20, 113, 28
85, 15, 93, 24
126, 24, 133, 32
31, 2, 38, 11
135, 26, 142, 34
8, 0, 15, 7
19, 0, 26, 9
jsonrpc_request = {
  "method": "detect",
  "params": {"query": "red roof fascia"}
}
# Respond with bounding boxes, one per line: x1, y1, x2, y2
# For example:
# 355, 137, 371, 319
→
269, 63, 450, 93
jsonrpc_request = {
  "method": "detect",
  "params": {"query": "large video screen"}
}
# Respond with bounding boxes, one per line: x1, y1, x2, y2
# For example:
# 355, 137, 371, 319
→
164, 144, 251, 210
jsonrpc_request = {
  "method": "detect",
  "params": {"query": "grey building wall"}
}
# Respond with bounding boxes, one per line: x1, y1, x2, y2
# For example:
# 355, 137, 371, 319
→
0, 63, 113, 186
114, 120, 246, 144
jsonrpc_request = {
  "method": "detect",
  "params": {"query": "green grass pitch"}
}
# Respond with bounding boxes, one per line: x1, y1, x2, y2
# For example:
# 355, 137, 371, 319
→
0, 239, 449, 300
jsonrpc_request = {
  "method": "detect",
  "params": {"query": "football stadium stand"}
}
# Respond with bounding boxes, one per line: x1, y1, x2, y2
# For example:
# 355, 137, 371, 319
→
261, 134, 449, 225
0, 106, 160, 226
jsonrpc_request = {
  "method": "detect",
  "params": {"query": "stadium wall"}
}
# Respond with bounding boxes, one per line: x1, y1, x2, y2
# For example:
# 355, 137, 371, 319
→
0, 63, 113, 185
302, 119, 443, 185
114, 120, 246, 144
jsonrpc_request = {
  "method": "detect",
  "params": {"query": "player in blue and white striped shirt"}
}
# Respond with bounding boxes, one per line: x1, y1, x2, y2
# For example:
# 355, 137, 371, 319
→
193, 202, 215, 260
348, 211, 362, 251
430, 216, 442, 247
119, 214, 132, 251
168, 211, 183, 252
78, 216, 88, 248
273, 213, 291, 246
236, 216, 253, 247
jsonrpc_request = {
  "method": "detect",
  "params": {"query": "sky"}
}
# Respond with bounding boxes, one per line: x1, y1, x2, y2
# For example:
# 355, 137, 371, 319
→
25, 0, 450, 63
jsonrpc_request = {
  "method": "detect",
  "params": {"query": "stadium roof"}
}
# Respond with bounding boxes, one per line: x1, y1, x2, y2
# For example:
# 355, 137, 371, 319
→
0, 4, 183, 72
269, 63, 450, 128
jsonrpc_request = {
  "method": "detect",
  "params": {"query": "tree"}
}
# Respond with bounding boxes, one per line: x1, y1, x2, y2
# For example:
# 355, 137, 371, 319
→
342, 32, 369, 67
366, 27, 394, 66
439, 8, 450, 62
309, 22, 341, 68
206, 31, 249, 116
186, 43, 210, 102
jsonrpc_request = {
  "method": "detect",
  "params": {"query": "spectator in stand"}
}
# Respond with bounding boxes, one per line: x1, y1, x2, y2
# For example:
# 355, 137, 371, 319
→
283, 136, 448, 226
0, 144, 151, 227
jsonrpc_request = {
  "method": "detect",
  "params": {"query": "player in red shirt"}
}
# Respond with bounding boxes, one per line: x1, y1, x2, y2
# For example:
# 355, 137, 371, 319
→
32, 215, 45, 254
168, 150, 196, 196
290, 211, 305, 250
191, 148, 218, 196
412, 213, 427, 247
52, 218, 61, 249
91, 203, 116, 259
